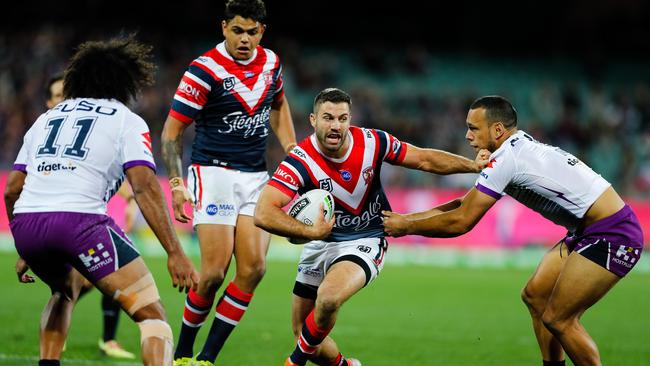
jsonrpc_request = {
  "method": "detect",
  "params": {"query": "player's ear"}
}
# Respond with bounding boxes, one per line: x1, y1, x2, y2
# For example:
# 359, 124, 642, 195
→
492, 122, 505, 138
259, 23, 266, 36
221, 20, 228, 34
309, 113, 316, 128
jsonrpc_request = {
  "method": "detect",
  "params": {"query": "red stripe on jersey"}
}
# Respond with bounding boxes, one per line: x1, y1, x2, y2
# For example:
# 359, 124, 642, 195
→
272, 163, 301, 188
204, 47, 277, 115
383, 132, 406, 164
175, 73, 209, 107
269, 179, 296, 198
168, 110, 193, 124
293, 129, 378, 216
208, 46, 267, 91
301, 129, 366, 193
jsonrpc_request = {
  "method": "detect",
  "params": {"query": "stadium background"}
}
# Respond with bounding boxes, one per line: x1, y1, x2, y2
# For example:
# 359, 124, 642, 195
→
1, 1, 650, 365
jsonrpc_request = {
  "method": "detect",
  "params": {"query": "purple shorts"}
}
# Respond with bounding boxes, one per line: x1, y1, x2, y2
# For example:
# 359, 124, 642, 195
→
565, 205, 644, 277
11, 212, 140, 284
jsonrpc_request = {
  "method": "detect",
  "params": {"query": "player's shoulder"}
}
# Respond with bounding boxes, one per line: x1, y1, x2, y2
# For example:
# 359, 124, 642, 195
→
291, 136, 313, 161
260, 46, 280, 61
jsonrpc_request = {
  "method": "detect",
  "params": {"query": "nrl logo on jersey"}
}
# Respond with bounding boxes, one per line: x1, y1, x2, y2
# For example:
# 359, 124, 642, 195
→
319, 178, 333, 192
222, 77, 236, 91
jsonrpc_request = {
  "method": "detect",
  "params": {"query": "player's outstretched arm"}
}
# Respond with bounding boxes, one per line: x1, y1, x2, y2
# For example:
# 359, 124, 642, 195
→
161, 115, 194, 223
3, 170, 26, 222
402, 197, 465, 221
399, 144, 490, 174
270, 94, 297, 154
125, 165, 199, 293
254, 185, 334, 241
383, 187, 496, 238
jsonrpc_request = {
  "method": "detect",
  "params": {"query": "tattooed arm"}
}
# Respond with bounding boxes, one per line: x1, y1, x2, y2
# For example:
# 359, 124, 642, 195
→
161, 115, 193, 223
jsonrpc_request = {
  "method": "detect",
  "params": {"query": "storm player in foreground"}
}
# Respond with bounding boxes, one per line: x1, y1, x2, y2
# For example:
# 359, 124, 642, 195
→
5, 36, 198, 366
383, 95, 644, 366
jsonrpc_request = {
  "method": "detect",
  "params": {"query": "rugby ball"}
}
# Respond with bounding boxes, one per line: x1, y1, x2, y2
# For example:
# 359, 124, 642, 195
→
288, 189, 335, 244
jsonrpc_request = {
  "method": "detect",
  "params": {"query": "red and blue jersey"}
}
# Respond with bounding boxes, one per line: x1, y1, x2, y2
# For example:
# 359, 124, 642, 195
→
169, 42, 285, 172
269, 126, 407, 241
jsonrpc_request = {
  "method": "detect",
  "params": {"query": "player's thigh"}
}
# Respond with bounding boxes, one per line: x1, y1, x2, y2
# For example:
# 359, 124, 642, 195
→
318, 260, 367, 305
524, 241, 567, 300
545, 251, 620, 321
196, 224, 235, 272
233, 214, 270, 268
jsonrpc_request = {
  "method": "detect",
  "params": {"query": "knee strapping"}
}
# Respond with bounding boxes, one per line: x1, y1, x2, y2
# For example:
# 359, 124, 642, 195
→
113, 273, 160, 315
138, 319, 173, 365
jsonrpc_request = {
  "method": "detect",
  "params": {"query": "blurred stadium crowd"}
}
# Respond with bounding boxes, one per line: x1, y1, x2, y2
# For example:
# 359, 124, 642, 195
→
3, 26, 650, 196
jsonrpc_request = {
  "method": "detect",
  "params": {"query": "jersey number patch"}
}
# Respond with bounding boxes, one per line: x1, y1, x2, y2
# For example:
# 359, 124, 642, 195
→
37, 117, 96, 160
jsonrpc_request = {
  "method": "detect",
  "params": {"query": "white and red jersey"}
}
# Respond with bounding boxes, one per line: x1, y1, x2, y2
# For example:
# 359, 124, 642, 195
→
269, 126, 407, 241
168, 41, 284, 172
13, 98, 155, 215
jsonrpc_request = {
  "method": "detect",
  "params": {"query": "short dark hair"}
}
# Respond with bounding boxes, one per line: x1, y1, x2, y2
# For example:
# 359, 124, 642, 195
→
224, 0, 266, 22
313, 88, 352, 113
63, 35, 156, 104
469, 95, 517, 128
45, 73, 64, 100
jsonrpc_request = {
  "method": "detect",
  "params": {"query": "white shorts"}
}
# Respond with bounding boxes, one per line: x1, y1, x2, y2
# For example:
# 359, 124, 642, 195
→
293, 237, 388, 299
187, 165, 269, 226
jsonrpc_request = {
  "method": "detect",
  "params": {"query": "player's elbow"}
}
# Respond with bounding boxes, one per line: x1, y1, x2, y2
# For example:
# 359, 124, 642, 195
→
442, 216, 476, 237
4, 173, 24, 203
253, 204, 271, 230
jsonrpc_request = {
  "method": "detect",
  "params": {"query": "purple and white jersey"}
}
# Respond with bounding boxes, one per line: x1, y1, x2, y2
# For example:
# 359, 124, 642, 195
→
13, 98, 155, 214
475, 130, 611, 232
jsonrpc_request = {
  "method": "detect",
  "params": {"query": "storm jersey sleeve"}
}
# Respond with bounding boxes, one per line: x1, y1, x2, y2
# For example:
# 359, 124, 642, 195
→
120, 113, 156, 172
374, 129, 407, 164
474, 148, 516, 200
13, 121, 38, 172
168, 63, 217, 124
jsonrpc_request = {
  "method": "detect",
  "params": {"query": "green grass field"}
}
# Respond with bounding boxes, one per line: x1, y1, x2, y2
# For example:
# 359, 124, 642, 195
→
1, 250, 649, 366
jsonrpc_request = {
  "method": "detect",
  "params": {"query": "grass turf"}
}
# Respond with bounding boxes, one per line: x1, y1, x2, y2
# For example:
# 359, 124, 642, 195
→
1, 250, 648, 365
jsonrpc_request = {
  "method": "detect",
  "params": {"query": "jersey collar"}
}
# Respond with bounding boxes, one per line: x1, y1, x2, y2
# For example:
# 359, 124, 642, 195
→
216, 41, 258, 65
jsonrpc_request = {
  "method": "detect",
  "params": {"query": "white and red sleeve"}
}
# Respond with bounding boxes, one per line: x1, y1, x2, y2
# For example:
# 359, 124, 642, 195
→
269, 160, 303, 198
